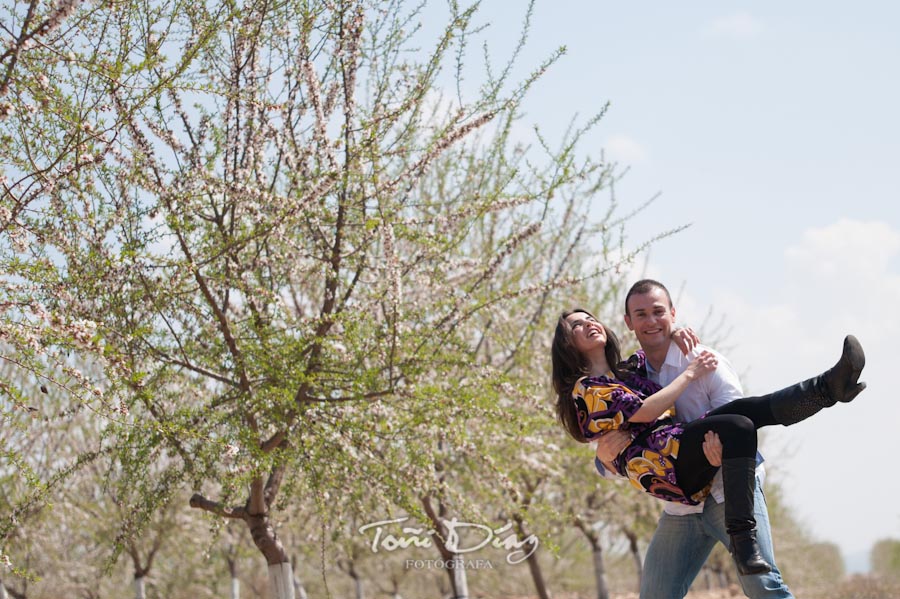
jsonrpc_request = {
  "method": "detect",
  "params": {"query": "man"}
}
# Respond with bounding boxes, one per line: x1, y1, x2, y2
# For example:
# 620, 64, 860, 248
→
594, 279, 793, 599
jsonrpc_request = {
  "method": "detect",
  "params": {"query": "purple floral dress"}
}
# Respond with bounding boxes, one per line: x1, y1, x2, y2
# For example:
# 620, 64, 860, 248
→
573, 351, 711, 505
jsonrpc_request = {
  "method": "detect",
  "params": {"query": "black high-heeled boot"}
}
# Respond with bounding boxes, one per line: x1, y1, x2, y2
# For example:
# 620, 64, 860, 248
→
722, 457, 773, 576
769, 335, 866, 426
822, 335, 866, 403
730, 529, 771, 576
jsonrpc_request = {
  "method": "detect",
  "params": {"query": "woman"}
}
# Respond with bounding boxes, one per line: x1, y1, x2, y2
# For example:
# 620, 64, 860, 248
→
551, 308, 865, 576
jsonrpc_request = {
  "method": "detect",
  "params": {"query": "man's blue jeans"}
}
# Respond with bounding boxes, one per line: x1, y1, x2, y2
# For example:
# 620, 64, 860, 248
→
640, 477, 793, 599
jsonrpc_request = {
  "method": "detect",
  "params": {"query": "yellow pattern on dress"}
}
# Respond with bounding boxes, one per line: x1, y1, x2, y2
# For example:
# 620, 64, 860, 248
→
625, 436, 679, 492
576, 379, 635, 436
575, 377, 677, 436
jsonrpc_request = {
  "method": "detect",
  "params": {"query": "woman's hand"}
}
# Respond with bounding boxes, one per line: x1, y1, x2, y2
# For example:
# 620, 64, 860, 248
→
685, 350, 718, 380
671, 327, 701, 355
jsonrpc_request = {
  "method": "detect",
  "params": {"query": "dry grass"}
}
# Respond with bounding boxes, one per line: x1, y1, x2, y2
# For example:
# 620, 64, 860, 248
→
490, 575, 900, 599
810, 574, 900, 599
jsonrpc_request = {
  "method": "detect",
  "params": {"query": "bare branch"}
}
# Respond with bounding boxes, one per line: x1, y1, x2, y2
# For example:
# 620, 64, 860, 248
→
188, 494, 247, 520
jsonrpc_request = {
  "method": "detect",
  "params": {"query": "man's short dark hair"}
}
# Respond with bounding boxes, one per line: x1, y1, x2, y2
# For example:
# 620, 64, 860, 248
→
624, 279, 673, 315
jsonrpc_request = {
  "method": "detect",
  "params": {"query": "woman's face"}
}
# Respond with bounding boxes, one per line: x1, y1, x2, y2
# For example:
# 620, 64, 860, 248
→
564, 311, 607, 355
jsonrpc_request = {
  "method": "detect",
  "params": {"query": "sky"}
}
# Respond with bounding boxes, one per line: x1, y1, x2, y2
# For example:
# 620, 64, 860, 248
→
446, 0, 900, 574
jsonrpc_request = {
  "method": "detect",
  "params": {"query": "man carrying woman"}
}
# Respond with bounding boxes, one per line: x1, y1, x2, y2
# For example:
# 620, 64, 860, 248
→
552, 279, 865, 599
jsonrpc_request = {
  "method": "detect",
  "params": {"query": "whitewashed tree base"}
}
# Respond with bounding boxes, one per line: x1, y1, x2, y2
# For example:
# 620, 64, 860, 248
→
231, 576, 240, 599
134, 576, 146, 599
268, 562, 295, 599
452, 560, 469, 599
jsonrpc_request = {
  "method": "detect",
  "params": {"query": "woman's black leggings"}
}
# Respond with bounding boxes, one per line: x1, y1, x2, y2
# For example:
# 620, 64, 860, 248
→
674, 395, 780, 496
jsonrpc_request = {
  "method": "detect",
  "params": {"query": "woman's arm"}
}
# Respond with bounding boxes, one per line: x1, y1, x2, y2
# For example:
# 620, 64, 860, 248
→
627, 351, 718, 423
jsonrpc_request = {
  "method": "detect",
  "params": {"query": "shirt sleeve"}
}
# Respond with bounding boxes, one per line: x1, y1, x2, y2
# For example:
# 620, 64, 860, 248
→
594, 456, 622, 479
700, 349, 766, 466
574, 378, 644, 440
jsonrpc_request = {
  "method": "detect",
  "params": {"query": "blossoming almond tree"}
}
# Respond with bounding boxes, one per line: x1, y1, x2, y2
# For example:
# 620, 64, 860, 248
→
0, 0, 666, 596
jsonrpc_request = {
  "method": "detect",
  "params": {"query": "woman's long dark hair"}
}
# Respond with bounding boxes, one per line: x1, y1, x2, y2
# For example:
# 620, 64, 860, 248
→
551, 308, 624, 443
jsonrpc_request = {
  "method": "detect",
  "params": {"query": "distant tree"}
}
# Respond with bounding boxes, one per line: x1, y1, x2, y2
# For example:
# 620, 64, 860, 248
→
871, 539, 900, 581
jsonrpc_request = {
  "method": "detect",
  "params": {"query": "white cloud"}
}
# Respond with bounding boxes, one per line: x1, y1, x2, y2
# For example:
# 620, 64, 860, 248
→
604, 134, 648, 164
784, 218, 900, 280
702, 12, 764, 40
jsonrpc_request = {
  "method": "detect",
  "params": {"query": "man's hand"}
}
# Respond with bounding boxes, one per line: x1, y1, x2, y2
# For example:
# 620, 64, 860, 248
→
702, 431, 723, 467
672, 327, 700, 355
595, 430, 631, 471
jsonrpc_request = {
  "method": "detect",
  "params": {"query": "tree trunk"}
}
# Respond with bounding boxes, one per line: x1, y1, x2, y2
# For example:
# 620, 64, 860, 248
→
340, 560, 365, 599
701, 565, 713, 590
0, 581, 7, 599
623, 529, 642, 592
436, 575, 449, 597
450, 560, 469, 599
422, 495, 469, 599
524, 548, 550, 599
589, 536, 610, 599
134, 576, 146, 599
388, 574, 404, 599
240, 471, 294, 599
290, 555, 308, 599
246, 493, 294, 599
268, 562, 295, 599
294, 575, 308, 599
128, 539, 160, 599
515, 517, 550, 599
248, 512, 289, 566
0, 583, 23, 599
228, 556, 240, 599
574, 517, 610, 599
192, 468, 292, 599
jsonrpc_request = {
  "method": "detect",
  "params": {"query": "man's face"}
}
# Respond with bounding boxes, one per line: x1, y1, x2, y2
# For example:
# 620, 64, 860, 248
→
624, 287, 676, 352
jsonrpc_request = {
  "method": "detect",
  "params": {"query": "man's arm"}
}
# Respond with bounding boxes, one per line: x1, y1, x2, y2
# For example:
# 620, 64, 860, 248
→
703, 431, 723, 466
594, 430, 631, 477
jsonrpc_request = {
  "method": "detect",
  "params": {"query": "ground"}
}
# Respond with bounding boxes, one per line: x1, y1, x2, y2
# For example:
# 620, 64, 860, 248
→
495, 575, 900, 599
